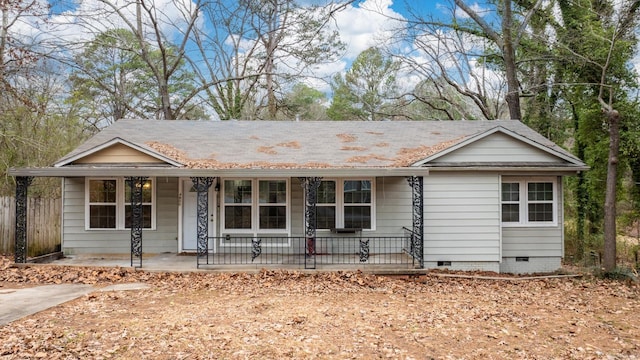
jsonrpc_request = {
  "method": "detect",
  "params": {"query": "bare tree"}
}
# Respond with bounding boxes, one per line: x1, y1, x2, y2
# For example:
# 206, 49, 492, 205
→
393, 0, 547, 120
68, 0, 346, 121
395, 23, 507, 120
75, 0, 206, 120
192, 0, 346, 120
0, 0, 47, 109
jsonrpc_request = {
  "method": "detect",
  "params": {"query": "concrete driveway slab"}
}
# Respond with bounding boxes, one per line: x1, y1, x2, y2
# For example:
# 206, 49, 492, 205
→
0, 284, 95, 326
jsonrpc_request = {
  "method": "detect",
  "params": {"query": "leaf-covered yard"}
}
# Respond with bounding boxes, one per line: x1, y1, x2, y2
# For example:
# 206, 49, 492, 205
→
1, 257, 639, 359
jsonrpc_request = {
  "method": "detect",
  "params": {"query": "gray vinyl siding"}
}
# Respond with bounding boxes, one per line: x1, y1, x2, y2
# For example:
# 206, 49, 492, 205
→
291, 177, 304, 236
432, 132, 562, 163
62, 177, 179, 254
374, 177, 412, 235
501, 177, 564, 258
424, 173, 501, 262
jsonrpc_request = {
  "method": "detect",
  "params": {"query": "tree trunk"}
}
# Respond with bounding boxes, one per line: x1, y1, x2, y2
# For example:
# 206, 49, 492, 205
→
502, 0, 521, 120
602, 109, 620, 271
159, 81, 174, 120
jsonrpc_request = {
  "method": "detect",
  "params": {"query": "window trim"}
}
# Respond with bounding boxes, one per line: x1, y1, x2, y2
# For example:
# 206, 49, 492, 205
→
315, 178, 376, 232
85, 177, 156, 230
220, 178, 291, 235
501, 177, 557, 227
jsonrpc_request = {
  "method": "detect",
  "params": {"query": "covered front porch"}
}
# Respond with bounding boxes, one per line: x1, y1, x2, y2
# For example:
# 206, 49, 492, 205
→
10, 168, 428, 271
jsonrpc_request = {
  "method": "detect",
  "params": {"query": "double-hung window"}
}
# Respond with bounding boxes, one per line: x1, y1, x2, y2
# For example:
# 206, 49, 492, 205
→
501, 178, 556, 226
316, 179, 374, 230
88, 179, 117, 229
86, 178, 155, 230
223, 179, 289, 232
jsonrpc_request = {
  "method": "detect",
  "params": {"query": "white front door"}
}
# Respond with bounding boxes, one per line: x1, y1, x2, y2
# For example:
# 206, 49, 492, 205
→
181, 179, 215, 252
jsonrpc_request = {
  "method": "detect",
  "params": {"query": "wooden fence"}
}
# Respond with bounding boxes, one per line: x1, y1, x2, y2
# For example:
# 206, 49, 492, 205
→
0, 197, 61, 257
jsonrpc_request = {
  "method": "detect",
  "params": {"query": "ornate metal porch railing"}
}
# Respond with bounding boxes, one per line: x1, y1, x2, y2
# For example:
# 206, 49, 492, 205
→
196, 235, 415, 269
402, 226, 424, 268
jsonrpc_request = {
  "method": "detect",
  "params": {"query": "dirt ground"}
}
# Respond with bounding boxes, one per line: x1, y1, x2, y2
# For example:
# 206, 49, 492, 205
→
0, 257, 639, 359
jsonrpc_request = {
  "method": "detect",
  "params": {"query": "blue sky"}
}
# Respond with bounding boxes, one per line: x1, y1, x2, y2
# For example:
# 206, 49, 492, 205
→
40, 0, 447, 89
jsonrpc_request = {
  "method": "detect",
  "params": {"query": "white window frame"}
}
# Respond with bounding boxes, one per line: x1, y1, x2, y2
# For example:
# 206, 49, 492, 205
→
221, 178, 291, 235
315, 178, 376, 231
501, 177, 557, 227
85, 177, 156, 230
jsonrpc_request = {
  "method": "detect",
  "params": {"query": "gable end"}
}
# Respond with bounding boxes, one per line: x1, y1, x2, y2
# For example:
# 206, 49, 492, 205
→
413, 127, 584, 168
55, 138, 183, 167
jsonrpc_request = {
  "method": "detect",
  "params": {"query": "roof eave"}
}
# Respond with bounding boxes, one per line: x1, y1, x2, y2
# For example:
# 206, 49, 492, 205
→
8, 166, 430, 178
425, 164, 589, 174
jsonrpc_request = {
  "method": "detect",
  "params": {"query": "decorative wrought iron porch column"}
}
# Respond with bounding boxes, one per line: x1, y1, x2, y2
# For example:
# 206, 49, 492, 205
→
14, 176, 33, 263
407, 176, 424, 268
126, 176, 148, 268
191, 177, 214, 268
300, 177, 321, 269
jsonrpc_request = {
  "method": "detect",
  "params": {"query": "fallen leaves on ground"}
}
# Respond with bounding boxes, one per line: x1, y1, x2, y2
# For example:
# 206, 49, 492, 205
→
1, 255, 639, 359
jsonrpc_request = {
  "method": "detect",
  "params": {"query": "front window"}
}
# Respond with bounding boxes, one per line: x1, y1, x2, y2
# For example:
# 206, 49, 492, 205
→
223, 179, 289, 232
317, 181, 337, 229
88, 179, 117, 229
316, 178, 374, 230
259, 180, 287, 229
343, 180, 372, 229
527, 182, 554, 222
86, 178, 155, 230
501, 179, 556, 225
224, 180, 252, 229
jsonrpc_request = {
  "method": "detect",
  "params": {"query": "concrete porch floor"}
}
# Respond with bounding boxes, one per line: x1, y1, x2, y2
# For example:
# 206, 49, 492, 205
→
48, 253, 424, 274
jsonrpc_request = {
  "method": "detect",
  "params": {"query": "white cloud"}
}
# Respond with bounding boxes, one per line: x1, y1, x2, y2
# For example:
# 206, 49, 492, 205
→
40, 0, 199, 51
453, 2, 490, 19
331, 0, 406, 59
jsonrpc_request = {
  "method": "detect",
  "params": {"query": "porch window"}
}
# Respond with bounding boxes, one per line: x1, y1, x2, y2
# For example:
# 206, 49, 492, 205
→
223, 179, 289, 232
317, 181, 336, 229
259, 180, 287, 229
316, 179, 374, 230
223, 180, 252, 229
501, 178, 556, 225
86, 178, 155, 230
88, 179, 117, 229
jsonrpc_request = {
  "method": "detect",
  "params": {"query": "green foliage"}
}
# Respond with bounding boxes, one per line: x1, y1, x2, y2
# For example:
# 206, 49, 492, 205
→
0, 105, 86, 197
550, 0, 640, 265
592, 266, 638, 282
281, 83, 327, 120
327, 73, 363, 120
67, 29, 156, 127
68, 29, 207, 126
327, 47, 399, 121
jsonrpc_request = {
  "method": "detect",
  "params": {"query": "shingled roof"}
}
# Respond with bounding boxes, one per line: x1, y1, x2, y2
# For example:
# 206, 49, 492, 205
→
56, 119, 584, 170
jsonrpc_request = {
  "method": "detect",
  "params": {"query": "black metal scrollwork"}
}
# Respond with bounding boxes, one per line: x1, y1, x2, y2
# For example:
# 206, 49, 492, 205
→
299, 177, 322, 268
406, 176, 424, 268
251, 238, 262, 262
126, 176, 148, 268
14, 176, 33, 263
359, 239, 370, 262
191, 177, 214, 262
